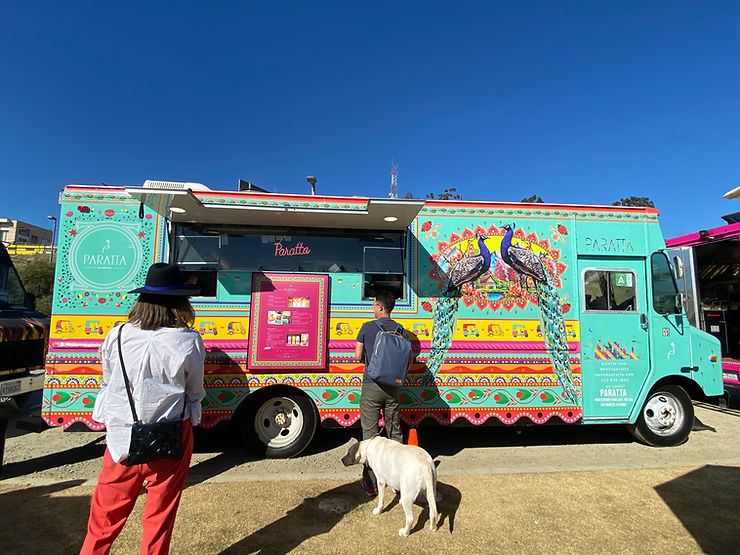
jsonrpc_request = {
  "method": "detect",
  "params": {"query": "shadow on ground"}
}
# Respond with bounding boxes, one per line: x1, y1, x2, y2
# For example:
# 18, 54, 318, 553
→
410, 423, 634, 459
655, 465, 740, 555
217, 481, 366, 555
698, 383, 740, 415
193, 418, 640, 464
0, 435, 105, 479
4, 386, 736, 480
217, 480, 461, 554
0, 480, 89, 553
186, 424, 358, 486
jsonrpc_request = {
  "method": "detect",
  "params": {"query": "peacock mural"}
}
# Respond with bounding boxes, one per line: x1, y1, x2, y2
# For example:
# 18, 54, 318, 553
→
426, 223, 578, 404
425, 235, 492, 382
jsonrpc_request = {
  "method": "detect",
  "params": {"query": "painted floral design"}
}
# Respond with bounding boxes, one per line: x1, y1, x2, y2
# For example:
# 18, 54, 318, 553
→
429, 225, 567, 312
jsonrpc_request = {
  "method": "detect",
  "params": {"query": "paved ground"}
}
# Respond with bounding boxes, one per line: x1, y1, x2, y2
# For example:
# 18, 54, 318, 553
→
1, 389, 739, 553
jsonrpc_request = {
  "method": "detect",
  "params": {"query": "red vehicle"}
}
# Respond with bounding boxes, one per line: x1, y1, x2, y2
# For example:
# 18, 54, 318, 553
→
667, 216, 740, 386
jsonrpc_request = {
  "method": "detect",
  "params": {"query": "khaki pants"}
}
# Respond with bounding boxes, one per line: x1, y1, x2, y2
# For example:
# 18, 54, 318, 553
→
360, 380, 402, 489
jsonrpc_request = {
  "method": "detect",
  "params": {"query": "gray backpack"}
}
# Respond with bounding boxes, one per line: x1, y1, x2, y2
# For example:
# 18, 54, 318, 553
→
367, 320, 411, 387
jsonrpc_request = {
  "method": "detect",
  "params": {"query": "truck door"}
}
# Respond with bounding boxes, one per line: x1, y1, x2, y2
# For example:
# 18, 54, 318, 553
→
666, 246, 699, 328
577, 256, 651, 421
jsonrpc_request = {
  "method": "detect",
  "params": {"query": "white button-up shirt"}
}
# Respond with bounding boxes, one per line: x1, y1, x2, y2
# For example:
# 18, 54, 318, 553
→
92, 323, 206, 463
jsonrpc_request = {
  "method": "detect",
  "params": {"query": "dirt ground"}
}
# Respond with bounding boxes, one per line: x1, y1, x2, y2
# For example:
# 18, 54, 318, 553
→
1, 467, 739, 554
1, 393, 740, 553
4, 397, 740, 487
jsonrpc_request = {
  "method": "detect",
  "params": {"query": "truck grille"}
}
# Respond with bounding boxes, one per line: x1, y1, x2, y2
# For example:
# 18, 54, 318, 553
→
0, 339, 46, 374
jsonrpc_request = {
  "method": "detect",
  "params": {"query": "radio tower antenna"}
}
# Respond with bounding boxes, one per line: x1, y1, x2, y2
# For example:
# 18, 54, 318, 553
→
390, 159, 398, 199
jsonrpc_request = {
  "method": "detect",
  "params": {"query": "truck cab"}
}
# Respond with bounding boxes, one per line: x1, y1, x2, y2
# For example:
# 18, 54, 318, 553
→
0, 244, 50, 404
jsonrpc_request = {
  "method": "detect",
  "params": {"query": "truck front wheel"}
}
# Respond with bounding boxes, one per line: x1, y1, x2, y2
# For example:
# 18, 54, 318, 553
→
628, 385, 693, 447
240, 388, 318, 458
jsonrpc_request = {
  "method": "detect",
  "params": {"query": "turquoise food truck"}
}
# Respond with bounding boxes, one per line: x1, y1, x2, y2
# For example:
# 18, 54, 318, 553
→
42, 180, 723, 456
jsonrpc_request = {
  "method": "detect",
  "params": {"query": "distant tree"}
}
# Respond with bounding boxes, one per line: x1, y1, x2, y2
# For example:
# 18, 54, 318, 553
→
521, 194, 544, 203
14, 255, 55, 315
612, 196, 655, 208
426, 187, 462, 201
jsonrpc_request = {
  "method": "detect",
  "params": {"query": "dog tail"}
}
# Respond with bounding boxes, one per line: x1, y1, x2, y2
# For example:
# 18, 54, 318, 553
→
425, 461, 440, 531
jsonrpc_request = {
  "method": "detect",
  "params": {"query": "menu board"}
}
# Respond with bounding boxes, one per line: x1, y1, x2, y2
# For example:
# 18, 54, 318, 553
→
248, 273, 329, 370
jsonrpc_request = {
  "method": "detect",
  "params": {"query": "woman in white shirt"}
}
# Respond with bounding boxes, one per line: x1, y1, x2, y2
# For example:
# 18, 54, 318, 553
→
81, 263, 206, 555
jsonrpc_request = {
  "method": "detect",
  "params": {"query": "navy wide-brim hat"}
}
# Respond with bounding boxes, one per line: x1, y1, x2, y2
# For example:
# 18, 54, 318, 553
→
128, 263, 201, 296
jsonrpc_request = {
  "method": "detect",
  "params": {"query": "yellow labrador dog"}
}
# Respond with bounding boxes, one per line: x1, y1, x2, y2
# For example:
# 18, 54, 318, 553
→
342, 436, 440, 537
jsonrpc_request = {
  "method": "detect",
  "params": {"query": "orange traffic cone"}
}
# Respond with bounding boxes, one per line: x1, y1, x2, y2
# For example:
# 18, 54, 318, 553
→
407, 427, 419, 446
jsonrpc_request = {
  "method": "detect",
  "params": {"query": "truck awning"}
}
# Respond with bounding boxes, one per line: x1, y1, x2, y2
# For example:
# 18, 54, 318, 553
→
125, 188, 424, 230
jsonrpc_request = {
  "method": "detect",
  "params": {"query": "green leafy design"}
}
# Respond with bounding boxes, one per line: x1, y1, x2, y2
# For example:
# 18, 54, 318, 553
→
315, 388, 361, 407
538, 391, 556, 404
50, 390, 91, 409
202, 389, 246, 410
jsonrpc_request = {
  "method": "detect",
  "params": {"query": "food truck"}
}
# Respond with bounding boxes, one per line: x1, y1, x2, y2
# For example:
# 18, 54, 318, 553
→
667, 216, 740, 386
42, 180, 723, 456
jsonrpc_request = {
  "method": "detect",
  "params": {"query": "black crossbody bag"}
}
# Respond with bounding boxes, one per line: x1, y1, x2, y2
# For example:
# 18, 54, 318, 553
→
117, 324, 184, 466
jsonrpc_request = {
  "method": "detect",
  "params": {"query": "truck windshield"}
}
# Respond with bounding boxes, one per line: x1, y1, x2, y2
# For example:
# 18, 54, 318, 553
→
651, 252, 681, 315
0, 258, 29, 309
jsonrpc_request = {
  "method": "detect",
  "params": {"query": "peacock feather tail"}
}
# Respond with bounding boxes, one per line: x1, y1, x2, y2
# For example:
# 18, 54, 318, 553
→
426, 282, 460, 381
535, 277, 578, 404
426, 234, 491, 383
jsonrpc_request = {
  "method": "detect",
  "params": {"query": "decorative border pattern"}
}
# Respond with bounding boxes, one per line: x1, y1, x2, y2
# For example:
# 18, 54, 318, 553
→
248, 273, 329, 369
419, 204, 659, 222
197, 193, 368, 211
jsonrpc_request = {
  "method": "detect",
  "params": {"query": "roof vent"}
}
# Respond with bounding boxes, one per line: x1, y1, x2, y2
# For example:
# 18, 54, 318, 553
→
142, 180, 211, 191
721, 211, 740, 224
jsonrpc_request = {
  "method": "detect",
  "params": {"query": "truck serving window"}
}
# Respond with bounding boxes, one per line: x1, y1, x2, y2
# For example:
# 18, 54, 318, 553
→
173, 224, 405, 296
651, 252, 681, 315
583, 269, 637, 312
362, 246, 404, 299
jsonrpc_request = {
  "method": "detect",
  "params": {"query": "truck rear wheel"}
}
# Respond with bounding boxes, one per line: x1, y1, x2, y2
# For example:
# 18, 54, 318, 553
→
0, 393, 31, 409
240, 388, 317, 458
628, 385, 693, 447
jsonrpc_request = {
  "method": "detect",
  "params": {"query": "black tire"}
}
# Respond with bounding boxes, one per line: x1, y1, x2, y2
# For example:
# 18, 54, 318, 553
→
628, 385, 694, 447
0, 416, 7, 471
0, 392, 32, 410
11, 392, 33, 411
240, 387, 318, 458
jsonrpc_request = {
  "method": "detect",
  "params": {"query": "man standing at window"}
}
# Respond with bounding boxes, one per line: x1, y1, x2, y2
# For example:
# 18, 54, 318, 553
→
354, 290, 407, 495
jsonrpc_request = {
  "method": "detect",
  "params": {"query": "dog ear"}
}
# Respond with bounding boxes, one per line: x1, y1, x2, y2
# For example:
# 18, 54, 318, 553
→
341, 440, 362, 467
347, 441, 360, 463
357, 440, 368, 464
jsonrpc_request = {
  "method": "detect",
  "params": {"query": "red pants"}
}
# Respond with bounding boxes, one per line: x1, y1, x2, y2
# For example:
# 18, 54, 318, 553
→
80, 421, 193, 555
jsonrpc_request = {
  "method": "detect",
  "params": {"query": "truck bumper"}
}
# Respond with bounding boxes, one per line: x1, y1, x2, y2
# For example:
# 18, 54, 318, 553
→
0, 370, 45, 397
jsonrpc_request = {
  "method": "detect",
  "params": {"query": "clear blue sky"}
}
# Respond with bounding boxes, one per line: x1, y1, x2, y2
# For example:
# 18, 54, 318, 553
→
2, 1, 739, 239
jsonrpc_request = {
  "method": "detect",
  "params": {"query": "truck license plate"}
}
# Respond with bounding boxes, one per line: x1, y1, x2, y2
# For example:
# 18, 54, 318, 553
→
0, 381, 22, 396
723, 371, 738, 381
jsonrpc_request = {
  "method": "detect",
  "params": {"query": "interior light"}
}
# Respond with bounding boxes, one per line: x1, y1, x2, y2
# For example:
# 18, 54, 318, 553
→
384, 216, 398, 222
169, 207, 186, 214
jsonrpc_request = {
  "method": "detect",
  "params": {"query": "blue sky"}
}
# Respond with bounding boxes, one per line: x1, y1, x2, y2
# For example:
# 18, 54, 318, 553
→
2, 1, 739, 239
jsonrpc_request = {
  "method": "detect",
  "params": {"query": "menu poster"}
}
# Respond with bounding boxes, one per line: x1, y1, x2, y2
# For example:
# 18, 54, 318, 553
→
248, 273, 329, 370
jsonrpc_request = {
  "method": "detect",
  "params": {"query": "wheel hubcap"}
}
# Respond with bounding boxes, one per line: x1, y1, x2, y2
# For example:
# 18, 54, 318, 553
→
643, 393, 684, 436
255, 396, 304, 448
273, 411, 288, 427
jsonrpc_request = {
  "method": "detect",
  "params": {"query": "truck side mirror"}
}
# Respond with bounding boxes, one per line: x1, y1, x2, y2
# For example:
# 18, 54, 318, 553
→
672, 256, 684, 279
